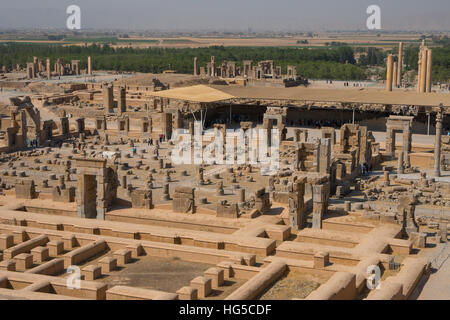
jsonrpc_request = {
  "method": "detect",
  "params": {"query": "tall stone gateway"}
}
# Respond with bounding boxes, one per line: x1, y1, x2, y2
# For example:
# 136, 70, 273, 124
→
75, 158, 119, 220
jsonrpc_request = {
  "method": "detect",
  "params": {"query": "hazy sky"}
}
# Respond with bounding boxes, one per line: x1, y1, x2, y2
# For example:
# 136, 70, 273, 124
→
1, 0, 449, 31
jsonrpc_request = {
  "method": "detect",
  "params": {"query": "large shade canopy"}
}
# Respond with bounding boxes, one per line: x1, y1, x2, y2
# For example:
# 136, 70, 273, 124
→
148, 84, 235, 103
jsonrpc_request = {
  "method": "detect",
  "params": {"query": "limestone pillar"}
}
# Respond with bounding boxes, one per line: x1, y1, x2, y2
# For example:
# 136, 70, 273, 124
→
393, 62, 398, 88
397, 151, 404, 174
419, 49, 428, 93
397, 42, 403, 87
417, 47, 423, 92
386, 55, 394, 92
88, 56, 92, 75
194, 57, 198, 76
46, 58, 51, 79
211, 56, 216, 77
239, 189, 245, 204
403, 131, 411, 167
426, 49, 433, 93
386, 128, 395, 156
33, 57, 38, 77
434, 108, 443, 177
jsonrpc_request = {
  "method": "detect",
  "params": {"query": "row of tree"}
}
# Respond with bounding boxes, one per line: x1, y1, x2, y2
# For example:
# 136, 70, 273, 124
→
0, 43, 448, 82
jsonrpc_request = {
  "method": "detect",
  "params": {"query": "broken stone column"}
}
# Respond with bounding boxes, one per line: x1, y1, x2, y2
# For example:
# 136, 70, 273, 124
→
197, 167, 204, 185
344, 201, 351, 212
26, 63, 34, 79
403, 130, 411, 168
59, 175, 66, 189
216, 181, 224, 196
312, 182, 329, 229
393, 61, 398, 88
399, 196, 419, 237
289, 178, 306, 230
397, 151, 404, 174
238, 189, 245, 206
319, 138, 331, 175
385, 128, 395, 157
383, 171, 390, 186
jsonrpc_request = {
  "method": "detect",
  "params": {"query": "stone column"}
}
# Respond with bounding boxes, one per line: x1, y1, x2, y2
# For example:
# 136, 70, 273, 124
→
386, 128, 395, 156
239, 189, 245, 205
386, 55, 394, 91
211, 56, 216, 77
417, 47, 423, 92
33, 56, 38, 77
161, 183, 170, 201
397, 42, 403, 87
312, 184, 328, 229
426, 49, 433, 93
193, 57, 198, 76
403, 130, 411, 167
393, 61, 398, 88
88, 56, 92, 75
46, 58, 51, 79
434, 108, 443, 177
397, 151, 404, 174
419, 49, 428, 93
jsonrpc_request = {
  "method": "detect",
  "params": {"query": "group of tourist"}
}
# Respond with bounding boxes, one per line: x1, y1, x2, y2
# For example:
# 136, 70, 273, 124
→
27, 139, 38, 148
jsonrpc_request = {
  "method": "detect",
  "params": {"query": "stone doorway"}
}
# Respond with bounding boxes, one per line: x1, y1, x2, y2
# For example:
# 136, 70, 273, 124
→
83, 174, 98, 219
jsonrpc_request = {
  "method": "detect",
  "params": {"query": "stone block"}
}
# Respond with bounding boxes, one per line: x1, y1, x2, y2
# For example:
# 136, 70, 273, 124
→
190, 276, 212, 299
82, 265, 102, 281
314, 251, 329, 269
14, 253, 33, 270
98, 257, 117, 273
0, 259, 16, 271
31, 246, 49, 263
176, 286, 198, 300
0, 234, 14, 250
204, 267, 224, 288
47, 240, 64, 256
114, 249, 132, 265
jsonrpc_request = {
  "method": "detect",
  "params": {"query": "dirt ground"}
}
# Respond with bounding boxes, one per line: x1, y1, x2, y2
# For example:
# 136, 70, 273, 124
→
93, 256, 213, 293
258, 271, 327, 300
